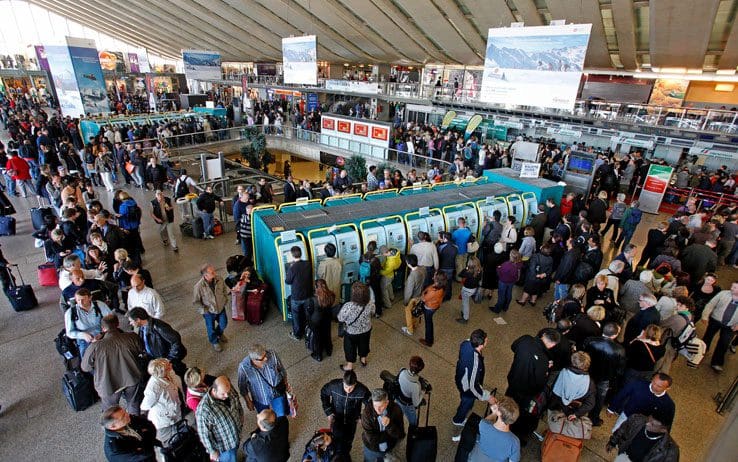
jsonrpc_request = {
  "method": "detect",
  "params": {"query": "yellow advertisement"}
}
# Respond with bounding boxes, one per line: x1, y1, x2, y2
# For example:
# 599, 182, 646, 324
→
441, 110, 456, 129
649, 79, 688, 107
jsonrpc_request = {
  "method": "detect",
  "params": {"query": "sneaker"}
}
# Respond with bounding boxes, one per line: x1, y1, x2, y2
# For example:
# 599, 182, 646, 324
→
401, 327, 412, 336
206, 234, 215, 240
730, 345, 737, 354
173, 247, 179, 253
455, 317, 468, 324
212, 342, 223, 352
235, 239, 240, 245
712, 364, 724, 372
219, 334, 228, 343
288, 332, 301, 341
451, 435, 461, 442
452, 418, 466, 427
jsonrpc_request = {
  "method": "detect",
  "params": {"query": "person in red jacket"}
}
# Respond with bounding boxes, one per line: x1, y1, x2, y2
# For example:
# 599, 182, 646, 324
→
5, 151, 34, 198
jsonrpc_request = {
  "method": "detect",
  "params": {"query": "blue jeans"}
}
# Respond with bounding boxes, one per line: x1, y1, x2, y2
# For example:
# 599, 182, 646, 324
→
3, 173, 15, 194
363, 446, 389, 462
241, 238, 253, 261
494, 282, 514, 313
199, 211, 214, 236
290, 298, 309, 338
218, 448, 238, 462
554, 282, 569, 301
423, 308, 436, 344
254, 395, 289, 417
203, 310, 227, 344
25, 158, 40, 181
76, 339, 90, 358
398, 401, 418, 427
453, 392, 476, 424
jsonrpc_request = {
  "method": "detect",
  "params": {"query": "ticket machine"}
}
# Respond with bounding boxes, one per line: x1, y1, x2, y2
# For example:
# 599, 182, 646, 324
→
307, 224, 361, 302
475, 196, 510, 234
404, 209, 445, 247
442, 203, 479, 235
563, 150, 598, 195
274, 231, 308, 320
359, 216, 408, 290
521, 192, 539, 226
506, 193, 525, 228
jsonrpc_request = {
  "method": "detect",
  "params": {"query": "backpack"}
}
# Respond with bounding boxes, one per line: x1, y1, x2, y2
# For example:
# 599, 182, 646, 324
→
55, 302, 102, 363
671, 314, 697, 350
175, 177, 189, 199
359, 260, 371, 283
627, 208, 642, 226
543, 299, 564, 324
380, 369, 412, 406
573, 262, 595, 284
121, 201, 142, 225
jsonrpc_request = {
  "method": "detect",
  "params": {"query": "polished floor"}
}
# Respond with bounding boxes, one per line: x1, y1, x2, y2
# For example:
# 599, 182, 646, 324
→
0, 184, 736, 462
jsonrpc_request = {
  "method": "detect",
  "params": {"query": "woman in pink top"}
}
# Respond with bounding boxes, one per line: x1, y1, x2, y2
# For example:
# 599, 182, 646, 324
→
183, 367, 215, 412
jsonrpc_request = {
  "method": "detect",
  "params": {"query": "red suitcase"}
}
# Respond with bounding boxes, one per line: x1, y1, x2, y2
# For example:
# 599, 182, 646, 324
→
38, 263, 59, 287
245, 284, 268, 325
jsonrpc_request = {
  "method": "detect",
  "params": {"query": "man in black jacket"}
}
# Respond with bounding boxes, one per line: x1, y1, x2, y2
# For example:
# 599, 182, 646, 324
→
195, 186, 222, 240
436, 232, 458, 301
102, 405, 159, 462
553, 238, 581, 301
127, 308, 187, 378
320, 370, 371, 456
583, 322, 627, 426
607, 413, 679, 462
588, 191, 609, 233
243, 409, 290, 462
285, 246, 313, 340
283, 175, 297, 203
637, 222, 668, 268
505, 328, 561, 445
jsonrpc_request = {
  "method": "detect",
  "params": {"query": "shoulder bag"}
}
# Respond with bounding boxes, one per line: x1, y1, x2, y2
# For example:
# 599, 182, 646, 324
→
337, 304, 367, 337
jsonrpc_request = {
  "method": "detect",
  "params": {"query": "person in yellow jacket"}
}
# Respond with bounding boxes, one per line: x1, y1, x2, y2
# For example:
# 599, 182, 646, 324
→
378, 245, 402, 316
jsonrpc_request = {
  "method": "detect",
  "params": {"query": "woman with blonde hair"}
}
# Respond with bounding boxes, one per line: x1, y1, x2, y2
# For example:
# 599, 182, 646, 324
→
457, 256, 482, 324
624, 324, 665, 384
518, 226, 536, 260
141, 358, 183, 445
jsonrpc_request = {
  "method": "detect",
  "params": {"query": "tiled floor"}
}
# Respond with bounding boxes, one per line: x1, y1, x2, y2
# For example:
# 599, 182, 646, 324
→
0, 182, 736, 461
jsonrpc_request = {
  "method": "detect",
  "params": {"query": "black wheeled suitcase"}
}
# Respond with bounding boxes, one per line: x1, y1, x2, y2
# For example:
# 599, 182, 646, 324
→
161, 420, 209, 462
406, 391, 437, 462
0, 215, 16, 236
31, 206, 54, 231
191, 216, 204, 239
62, 369, 98, 411
4, 265, 38, 311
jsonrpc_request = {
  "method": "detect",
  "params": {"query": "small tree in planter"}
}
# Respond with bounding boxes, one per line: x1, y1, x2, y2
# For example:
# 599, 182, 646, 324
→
345, 155, 367, 183
240, 128, 268, 170
240, 144, 261, 169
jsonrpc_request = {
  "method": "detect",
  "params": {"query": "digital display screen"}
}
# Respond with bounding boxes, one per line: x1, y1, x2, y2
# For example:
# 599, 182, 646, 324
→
283, 251, 292, 262
366, 233, 378, 244
315, 243, 326, 257
568, 156, 594, 174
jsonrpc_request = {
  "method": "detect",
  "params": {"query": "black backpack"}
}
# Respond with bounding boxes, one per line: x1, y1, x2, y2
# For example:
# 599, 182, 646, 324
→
380, 369, 413, 406
55, 302, 103, 364
175, 177, 189, 199
573, 262, 595, 284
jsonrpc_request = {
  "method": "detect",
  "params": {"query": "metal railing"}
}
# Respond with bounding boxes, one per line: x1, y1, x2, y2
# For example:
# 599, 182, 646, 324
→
222, 74, 738, 135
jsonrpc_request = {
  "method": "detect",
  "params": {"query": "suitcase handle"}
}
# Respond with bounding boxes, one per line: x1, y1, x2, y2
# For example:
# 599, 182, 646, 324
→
8, 264, 26, 287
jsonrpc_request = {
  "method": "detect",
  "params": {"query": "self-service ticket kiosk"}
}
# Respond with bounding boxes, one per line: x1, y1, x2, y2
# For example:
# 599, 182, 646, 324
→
404, 209, 445, 246
275, 231, 308, 320
307, 224, 361, 302
506, 193, 525, 228
476, 196, 510, 234
360, 216, 408, 289
442, 203, 480, 235
563, 150, 598, 195
521, 192, 539, 226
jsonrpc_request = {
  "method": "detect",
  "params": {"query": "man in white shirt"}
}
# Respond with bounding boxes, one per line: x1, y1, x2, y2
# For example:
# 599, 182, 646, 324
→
127, 273, 165, 319
59, 254, 105, 291
409, 231, 438, 288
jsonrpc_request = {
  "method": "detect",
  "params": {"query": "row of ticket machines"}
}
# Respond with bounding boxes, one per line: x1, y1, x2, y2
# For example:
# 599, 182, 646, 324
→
252, 173, 564, 320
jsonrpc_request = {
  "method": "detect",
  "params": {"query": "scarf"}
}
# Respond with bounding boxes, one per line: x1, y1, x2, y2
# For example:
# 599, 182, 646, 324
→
553, 368, 590, 406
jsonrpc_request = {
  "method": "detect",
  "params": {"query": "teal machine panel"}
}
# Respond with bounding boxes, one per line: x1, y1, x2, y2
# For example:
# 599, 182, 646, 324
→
483, 168, 564, 206
253, 183, 518, 320
506, 193, 525, 228
442, 203, 480, 235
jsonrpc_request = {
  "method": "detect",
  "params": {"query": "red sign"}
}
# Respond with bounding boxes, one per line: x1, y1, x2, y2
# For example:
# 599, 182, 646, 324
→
353, 123, 368, 137
644, 177, 667, 193
337, 121, 351, 133
371, 126, 388, 141
322, 118, 335, 130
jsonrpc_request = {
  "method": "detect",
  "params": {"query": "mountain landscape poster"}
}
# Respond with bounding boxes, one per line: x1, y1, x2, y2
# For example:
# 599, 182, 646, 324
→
480, 24, 592, 111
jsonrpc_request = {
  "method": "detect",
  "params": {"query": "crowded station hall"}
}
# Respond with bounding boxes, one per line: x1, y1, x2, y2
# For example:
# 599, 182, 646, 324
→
1, 1, 738, 461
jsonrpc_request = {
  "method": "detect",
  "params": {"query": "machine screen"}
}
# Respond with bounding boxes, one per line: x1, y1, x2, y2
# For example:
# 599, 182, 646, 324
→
366, 233, 378, 244
315, 244, 326, 257
568, 156, 594, 174
283, 251, 293, 262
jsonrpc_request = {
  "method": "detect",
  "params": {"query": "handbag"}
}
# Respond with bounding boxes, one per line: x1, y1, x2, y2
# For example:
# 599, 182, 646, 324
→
472, 287, 484, 304
467, 236, 480, 253
410, 298, 425, 317
125, 161, 135, 174
546, 410, 593, 440
337, 303, 367, 337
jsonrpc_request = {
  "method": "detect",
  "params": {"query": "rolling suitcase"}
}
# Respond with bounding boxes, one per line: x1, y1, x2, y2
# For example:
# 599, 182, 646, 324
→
191, 216, 204, 239
180, 222, 193, 237
0, 215, 16, 236
245, 283, 267, 325
62, 368, 98, 411
161, 420, 209, 462
4, 265, 38, 311
31, 206, 54, 231
232, 285, 246, 321
406, 390, 437, 462
38, 262, 58, 286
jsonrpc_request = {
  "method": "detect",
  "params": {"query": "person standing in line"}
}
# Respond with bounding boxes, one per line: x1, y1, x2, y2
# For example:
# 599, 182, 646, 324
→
553, 238, 581, 301
409, 231, 438, 289
419, 272, 446, 347
101, 405, 160, 461
457, 256, 482, 323
616, 200, 642, 251
195, 185, 222, 240
320, 370, 371, 456
140, 358, 183, 445
242, 409, 290, 462
467, 397, 522, 462
492, 250, 523, 314
361, 389, 406, 461
285, 246, 313, 341
436, 231, 458, 301
452, 329, 494, 426
64, 288, 113, 358
452, 218, 472, 282
195, 376, 244, 462
607, 413, 680, 462
193, 264, 230, 352
607, 373, 675, 434
583, 323, 627, 426
237, 344, 291, 417
401, 254, 426, 336
377, 245, 402, 315
317, 243, 342, 302
150, 189, 178, 252
505, 328, 561, 445
601, 193, 627, 243
82, 315, 146, 415
337, 282, 376, 370
396, 356, 429, 428
126, 307, 188, 379
700, 281, 738, 372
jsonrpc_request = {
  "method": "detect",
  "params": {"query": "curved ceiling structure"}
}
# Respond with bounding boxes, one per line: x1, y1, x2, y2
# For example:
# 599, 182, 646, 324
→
27, 0, 738, 71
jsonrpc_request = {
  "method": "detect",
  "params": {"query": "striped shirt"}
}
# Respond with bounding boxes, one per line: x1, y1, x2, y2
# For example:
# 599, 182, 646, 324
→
195, 390, 244, 454
237, 350, 288, 406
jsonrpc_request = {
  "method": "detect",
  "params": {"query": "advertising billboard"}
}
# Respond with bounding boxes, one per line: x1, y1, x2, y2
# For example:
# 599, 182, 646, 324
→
34, 45, 50, 72
182, 49, 222, 80
127, 53, 140, 73
282, 36, 317, 85
649, 79, 688, 107
480, 24, 592, 111
44, 45, 85, 118
320, 114, 390, 159
98, 51, 125, 72
67, 37, 110, 115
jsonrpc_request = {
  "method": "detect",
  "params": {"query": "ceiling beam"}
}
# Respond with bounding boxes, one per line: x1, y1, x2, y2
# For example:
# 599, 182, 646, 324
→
649, 0, 720, 68
432, 0, 487, 61
509, 0, 544, 26
546, 0, 612, 68
611, 0, 638, 69
719, 15, 738, 70
463, 0, 516, 31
